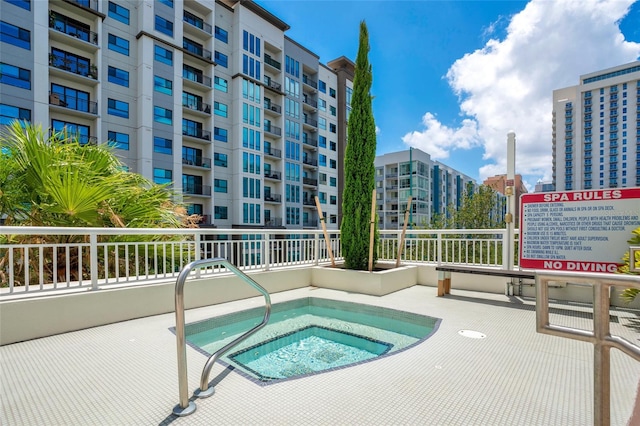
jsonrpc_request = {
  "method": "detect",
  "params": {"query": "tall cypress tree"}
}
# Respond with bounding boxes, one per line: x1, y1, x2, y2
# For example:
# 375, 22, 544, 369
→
341, 21, 378, 270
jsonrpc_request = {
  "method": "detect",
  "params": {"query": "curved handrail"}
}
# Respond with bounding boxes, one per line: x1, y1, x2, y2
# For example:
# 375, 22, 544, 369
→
173, 258, 271, 417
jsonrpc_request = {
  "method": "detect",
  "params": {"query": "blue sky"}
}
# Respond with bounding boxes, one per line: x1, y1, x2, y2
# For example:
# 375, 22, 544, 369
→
256, 0, 640, 191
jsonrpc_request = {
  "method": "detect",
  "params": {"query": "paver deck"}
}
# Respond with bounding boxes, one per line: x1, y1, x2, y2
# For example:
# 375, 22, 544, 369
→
2, 285, 640, 425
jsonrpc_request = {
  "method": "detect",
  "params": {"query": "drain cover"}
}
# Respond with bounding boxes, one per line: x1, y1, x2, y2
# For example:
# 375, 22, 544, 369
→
458, 330, 486, 339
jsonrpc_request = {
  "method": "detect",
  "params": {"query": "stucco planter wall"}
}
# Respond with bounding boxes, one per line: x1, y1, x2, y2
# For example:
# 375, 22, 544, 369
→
310, 262, 418, 296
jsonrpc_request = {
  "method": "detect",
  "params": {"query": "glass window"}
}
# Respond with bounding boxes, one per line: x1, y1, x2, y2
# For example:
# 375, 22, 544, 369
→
153, 168, 172, 185
214, 26, 228, 43
330, 159, 337, 169
0, 62, 30, 89
330, 141, 337, 151
214, 76, 228, 92
214, 179, 228, 193
329, 88, 336, 98
0, 21, 30, 50
0, 103, 30, 125
153, 136, 172, 154
5, 0, 31, 11
108, 66, 129, 87
107, 131, 129, 150
214, 102, 227, 117
51, 84, 91, 113
107, 98, 129, 118
51, 119, 91, 145
330, 105, 336, 116
330, 177, 337, 187
108, 2, 129, 25
158, 0, 173, 7
154, 75, 172, 95
319, 154, 327, 167
108, 33, 129, 56
329, 123, 336, 133
154, 106, 172, 125
215, 206, 228, 219
318, 117, 326, 130
214, 153, 227, 167
214, 127, 227, 142
155, 15, 173, 36
318, 80, 326, 93
214, 51, 228, 68
318, 99, 326, 111
154, 45, 173, 65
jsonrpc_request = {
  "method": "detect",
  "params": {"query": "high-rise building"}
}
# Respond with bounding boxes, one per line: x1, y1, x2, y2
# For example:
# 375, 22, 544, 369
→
483, 174, 527, 226
0, 0, 349, 230
552, 61, 640, 191
374, 149, 479, 229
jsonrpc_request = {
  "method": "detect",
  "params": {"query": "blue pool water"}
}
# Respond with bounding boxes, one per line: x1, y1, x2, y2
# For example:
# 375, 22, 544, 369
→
183, 297, 440, 384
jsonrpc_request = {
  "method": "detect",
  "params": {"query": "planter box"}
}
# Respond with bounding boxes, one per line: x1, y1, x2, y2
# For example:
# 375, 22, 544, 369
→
311, 262, 418, 296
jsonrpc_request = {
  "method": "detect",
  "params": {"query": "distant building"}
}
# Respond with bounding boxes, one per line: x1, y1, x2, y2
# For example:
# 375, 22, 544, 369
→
483, 174, 528, 226
374, 148, 481, 229
552, 61, 640, 191
534, 181, 555, 193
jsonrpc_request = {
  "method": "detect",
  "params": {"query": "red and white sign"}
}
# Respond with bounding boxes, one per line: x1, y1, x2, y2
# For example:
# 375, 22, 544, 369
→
519, 188, 640, 273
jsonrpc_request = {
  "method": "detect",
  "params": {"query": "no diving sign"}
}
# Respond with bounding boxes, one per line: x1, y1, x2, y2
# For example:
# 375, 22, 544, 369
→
519, 188, 640, 273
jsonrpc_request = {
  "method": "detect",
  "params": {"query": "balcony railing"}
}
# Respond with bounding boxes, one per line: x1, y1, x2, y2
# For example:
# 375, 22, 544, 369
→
183, 38, 211, 60
303, 137, 317, 147
49, 12, 98, 45
264, 100, 282, 114
182, 157, 211, 168
182, 100, 211, 114
264, 77, 282, 92
183, 184, 212, 196
302, 158, 318, 167
304, 116, 318, 127
264, 171, 281, 180
302, 75, 317, 89
264, 193, 282, 203
0, 227, 521, 296
49, 52, 96, 79
182, 128, 211, 141
303, 177, 318, 186
49, 93, 97, 114
183, 70, 212, 87
264, 147, 282, 158
264, 54, 281, 70
303, 198, 316, 206
303, 96, 317, 108
265, 218, 283, 227
183, 11, 212, 34
264, 123, 282, 136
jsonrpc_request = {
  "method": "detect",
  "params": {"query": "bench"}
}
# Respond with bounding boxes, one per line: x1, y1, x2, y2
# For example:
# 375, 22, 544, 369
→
435, 265, 536, 297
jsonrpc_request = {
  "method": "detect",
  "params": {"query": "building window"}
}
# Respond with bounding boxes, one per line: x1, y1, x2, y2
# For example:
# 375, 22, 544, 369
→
154, 106, 172, 125
330, 159, 336, 169
0, 21, 30, 50
242, 30, 261, 56
51, 84, 92, 113
214, 26, 228, 43
107, 131, 129, 150
329, 88, 336, 98
0, 103, 30, 125
153, 136, 172, 154
154, 75, 173, 95
214, 51, 228, 68
330, 177, 337, 187
158, 0, 173, 7
108, 2, 129, 25
330, 141, 337, 151
154, 45, 173, 65
214, 206, 228, 220
214, 127, 228, 142
330, 195, 337, 205
318, 135, 327, 148
318, 99, 326, 111
155, 15, 174, 36
51, 119, 91, 145
153, 168, 172, 185
214, 179, 228, 193
318, 117, 326, 130
5, 0, 31, 11
214, 153, 228, 167
214, 102, 228, 117
108, 33, 129, 56
214, 76, 228, 92
329, 123, 336, 133
108, 66, 129, 87
0, 62, 30, 89
330, 105, 336, 116
107, 98, 129, 118
318, 80, 326, 93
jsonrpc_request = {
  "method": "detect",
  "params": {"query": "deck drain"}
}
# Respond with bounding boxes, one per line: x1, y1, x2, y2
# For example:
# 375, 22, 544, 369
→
458, 330, 486, 339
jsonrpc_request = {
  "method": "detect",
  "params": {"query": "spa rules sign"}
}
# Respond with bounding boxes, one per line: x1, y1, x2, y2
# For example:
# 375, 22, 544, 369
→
519, 188, 640, 273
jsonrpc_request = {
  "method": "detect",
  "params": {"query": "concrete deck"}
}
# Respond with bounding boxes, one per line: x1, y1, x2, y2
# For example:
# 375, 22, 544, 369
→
2, 285, 640, 425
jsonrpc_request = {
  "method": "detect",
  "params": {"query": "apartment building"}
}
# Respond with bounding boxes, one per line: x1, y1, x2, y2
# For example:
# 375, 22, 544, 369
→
0, 0, 346, 230
552, 61, 640, 191
483, 174, 527, 226
374, 148, 479, 229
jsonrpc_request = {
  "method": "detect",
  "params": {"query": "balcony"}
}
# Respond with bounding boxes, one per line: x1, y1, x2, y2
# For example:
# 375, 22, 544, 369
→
264, 99, 282, 115
263, 77, 282, 92
264, 171, 282, 181
264, 217, 283, 227
303, 198, 316, 207
303, 75, 317, 90
302, 137, 318, 149
182, 127, 211, 141
182, 99, 211, 115
49, 93, 97, 115
302, 158, 318, 167
264, 147, 282, 158
303, 177, 318, 186
49, 12, 98, 45
183, 11, 212, 35
264, 123, 282, 137
183, 184, 212, 196
182, 157, 211, 168
49, 51, 97, 80
183, 38, 211, 61
264, 54, 281, 70
264, 193, 282, 203
304, 116, 318, 128
303, 96, 317, 109
303, 220, 318, 228
183, 69, 212, 88
67, 0, 99, 12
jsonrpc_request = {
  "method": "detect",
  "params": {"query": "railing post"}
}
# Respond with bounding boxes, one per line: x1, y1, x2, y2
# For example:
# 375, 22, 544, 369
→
593, 282, 611, 426
264, 233, 270, 271
194, 232, 201, 279
90, 233, 98, 290
314, 232, 320, 266
436, 232, 442, 266
502, 229, 509, 270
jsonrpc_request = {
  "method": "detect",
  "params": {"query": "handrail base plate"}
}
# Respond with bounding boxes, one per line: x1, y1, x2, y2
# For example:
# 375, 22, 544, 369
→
195, 387, 215, 399
172, 401, 196, 417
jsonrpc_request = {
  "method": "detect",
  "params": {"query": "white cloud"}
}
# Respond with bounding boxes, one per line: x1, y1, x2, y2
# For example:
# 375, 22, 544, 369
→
403, 0, 640, 187
375, 125, 381, 134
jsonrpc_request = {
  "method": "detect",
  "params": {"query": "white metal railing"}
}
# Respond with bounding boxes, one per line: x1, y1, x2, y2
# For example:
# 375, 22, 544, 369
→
0, 226, 518, 296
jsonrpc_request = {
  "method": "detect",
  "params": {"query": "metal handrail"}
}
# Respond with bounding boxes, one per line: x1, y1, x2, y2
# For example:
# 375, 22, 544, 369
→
536, 269, 640, 426
173, 258, 271, 417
